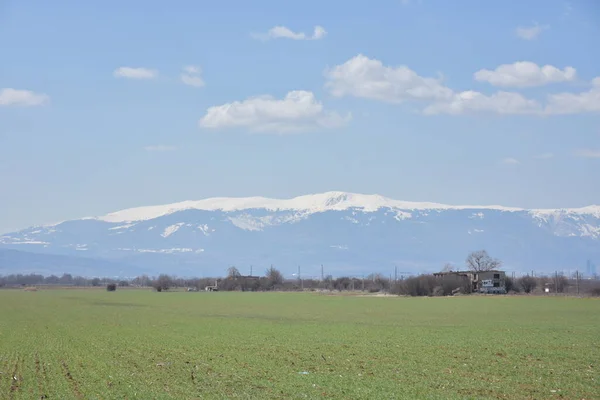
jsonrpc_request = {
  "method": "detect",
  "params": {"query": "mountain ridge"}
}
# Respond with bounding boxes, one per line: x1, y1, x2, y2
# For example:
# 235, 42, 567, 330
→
76, 191, 599, 225
1, 191, 598, 277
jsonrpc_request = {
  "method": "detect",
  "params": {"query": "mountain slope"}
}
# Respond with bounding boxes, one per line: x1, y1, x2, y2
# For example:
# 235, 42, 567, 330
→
1, 192, 599, 276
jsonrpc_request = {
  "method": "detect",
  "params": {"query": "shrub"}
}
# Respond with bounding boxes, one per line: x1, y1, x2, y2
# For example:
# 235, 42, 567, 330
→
555, 275, 569, 293
106, 283, 117, 292
264, 267, 284, 290
519, 276, 537, 293
333, 277, 352, 291
432, 286, 444, 296
152, 274, 173, 292
439, 274, 471, 295
589, 286, 600, 297
400, 274, 437, 296
505, 276, 519, 293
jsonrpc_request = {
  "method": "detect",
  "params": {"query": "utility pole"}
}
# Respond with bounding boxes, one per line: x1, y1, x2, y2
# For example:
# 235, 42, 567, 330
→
321, 264, 324, 281
394, 266, 398, 284
250, 265, 253, 276
298, 265, 303, 291
362, 275, 365, 291
555, 271, 558, 294
576, 270, 580, 295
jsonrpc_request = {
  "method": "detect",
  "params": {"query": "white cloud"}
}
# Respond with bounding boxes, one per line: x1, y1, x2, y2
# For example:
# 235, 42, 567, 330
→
144, 145, 177, 152
181, 75, 205, 87
573, 149, 600, 158
325, 55, 597, 117
181, 65, 205, 88
474, 62, 576, 88
544, 77, 600, 115
183, 65, 200, 74
325, 54, 453, 103
515, 23, 548, 40
199, 90, 350, 133
0, 88, 49, 106
180, 65, 204, 87
312, 26, 327, 40
113, 67, 158, 79
430, 76, 599, 116
253, 25, 327, 41
534, 153, 554, 159
502, 158, 521, 165
424, 90, 542, 115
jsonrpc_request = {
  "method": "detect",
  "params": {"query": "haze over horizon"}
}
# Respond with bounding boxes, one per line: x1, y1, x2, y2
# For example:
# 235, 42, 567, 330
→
1, 0, 599, 234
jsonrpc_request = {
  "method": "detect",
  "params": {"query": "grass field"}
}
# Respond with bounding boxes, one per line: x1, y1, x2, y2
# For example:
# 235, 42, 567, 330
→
0, 290, 598, 399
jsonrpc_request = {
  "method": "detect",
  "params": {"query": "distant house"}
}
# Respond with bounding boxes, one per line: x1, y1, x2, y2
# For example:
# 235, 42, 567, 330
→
205, 279, 219, 292
433, 270, 506, 294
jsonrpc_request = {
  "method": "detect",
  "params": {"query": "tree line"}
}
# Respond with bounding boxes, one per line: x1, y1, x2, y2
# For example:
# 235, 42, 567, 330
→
1, 270, 598, 296
1, 250, 598, 296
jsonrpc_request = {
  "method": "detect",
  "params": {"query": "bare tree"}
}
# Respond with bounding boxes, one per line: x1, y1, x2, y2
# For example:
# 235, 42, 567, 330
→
442, 263, 454, 272
505, 276, 518, 293
555, 275, 569, 293
466, 250, 502, 272
519, 275, 537, 293
227, 266, 241, 279
153, 274, 173, 292
265, 266, 283, 288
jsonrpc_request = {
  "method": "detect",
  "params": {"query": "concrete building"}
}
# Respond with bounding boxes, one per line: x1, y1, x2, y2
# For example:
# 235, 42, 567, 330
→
433, 270, 506, 294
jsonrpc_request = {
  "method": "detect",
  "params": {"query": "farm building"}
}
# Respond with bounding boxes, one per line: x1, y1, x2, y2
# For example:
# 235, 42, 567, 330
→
433, 270, 506, 294
205, 279, 219, 292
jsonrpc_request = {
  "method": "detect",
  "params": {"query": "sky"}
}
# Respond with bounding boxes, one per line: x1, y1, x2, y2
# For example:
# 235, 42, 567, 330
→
1, 0, 599, 233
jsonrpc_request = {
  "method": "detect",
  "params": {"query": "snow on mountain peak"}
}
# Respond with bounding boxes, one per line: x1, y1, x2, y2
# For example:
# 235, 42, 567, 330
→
87, 191, 597, 224
529, 205, 600, 220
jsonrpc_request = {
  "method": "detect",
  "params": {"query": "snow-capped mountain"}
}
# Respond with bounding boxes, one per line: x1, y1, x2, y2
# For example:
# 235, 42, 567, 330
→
1, 192, 599, 277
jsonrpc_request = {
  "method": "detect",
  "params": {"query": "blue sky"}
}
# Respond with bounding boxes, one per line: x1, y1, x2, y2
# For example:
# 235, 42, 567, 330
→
1, 0, 599, 233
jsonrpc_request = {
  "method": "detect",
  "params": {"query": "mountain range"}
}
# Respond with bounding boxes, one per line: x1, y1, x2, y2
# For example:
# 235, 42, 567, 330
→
1, 192, 599, 277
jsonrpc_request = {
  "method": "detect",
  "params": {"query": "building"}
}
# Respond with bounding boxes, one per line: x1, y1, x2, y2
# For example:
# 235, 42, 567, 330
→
433, 270, 506, 294
476, 270, 506, 294
205, 279, 219, 292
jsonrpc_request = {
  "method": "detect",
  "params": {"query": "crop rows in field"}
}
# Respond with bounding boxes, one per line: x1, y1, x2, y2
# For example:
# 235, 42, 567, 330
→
1, 290, 599, 399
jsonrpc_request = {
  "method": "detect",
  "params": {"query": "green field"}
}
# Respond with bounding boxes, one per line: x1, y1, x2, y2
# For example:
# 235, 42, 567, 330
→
0, 290, 598, 399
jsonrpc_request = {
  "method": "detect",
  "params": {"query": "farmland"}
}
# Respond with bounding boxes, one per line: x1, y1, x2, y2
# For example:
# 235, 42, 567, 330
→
0, 290, 599, 399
